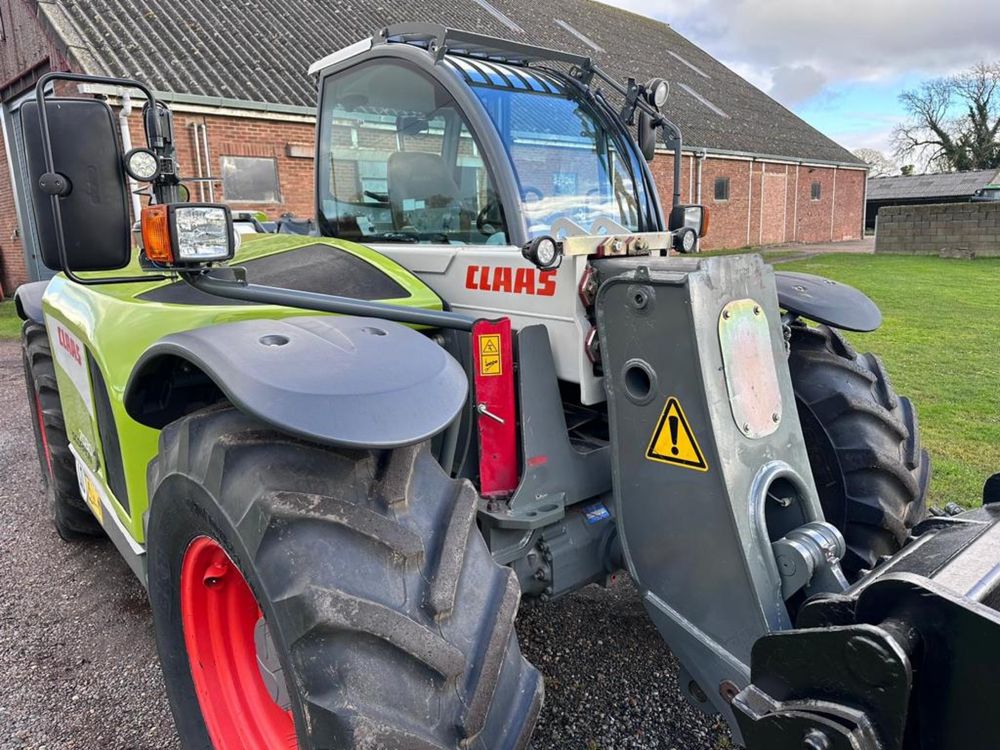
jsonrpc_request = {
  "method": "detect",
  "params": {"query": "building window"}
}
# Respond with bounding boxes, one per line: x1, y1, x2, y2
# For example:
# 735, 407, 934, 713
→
220, 156, 281, 203
811, 181, 822, 201
714, 176, 730, 202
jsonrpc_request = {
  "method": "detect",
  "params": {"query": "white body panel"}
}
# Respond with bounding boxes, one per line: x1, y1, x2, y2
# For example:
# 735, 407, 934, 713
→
372, 243, 605, 404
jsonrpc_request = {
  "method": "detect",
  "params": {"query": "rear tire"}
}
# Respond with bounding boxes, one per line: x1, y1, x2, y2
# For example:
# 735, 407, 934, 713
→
147, 405, 543, 750
21, 320, 103, 540
788, 323, 930, 577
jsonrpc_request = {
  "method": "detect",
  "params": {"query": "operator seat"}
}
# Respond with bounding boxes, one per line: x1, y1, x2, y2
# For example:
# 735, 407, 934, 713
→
387, 151, 462, 235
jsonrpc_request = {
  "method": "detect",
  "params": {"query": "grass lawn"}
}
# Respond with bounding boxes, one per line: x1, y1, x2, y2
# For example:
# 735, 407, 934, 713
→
779, 253, 1000, 508
0, 300, 21, 340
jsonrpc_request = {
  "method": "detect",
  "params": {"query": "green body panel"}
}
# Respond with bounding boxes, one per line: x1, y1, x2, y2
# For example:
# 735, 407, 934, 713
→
42, 234, 443, 545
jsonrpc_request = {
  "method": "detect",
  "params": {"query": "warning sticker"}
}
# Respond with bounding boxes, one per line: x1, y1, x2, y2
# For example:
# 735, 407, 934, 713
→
82, 475, 104, 525
479, 334, 502, 376
646, 397, 708, 472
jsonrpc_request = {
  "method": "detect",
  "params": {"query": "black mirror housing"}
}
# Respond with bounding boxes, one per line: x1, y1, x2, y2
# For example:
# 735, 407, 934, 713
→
21, 97, 132, 273
637, 111, 657, 162
669, 204, 710, 238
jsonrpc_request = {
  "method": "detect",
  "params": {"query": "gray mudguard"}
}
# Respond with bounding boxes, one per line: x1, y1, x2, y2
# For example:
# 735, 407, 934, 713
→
125, 316, 468, 448
775, 271, 881, 332
13, 280, 49, 323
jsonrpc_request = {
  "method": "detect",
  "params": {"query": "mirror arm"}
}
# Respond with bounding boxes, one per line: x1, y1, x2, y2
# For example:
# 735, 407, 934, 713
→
588, 64, 685, 210
180, 268, 477, 332
656, 115, 684, 210
34, 71, 172, 286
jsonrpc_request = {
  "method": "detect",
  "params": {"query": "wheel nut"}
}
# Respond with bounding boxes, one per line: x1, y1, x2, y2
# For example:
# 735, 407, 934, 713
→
203, 560, 229, 587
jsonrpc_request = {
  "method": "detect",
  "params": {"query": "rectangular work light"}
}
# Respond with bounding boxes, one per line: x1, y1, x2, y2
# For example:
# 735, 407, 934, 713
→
141, 203, 236, 266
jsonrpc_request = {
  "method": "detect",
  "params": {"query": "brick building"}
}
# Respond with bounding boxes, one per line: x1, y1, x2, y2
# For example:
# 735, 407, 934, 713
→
0, 0, 865, 293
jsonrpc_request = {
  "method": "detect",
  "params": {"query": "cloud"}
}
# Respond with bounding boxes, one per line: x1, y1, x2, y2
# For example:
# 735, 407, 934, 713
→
596, 0, 1000, 106
768, 65, 828, 105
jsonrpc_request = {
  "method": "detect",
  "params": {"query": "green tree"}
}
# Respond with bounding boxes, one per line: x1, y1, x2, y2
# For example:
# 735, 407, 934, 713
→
893, 63, 1000, 171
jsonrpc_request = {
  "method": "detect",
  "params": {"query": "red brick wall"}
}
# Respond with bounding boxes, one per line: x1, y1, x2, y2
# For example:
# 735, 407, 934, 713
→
125, 110, 315, 219
650, 153, 865, 250
0, 126, 25, 294
0, 0, 76, 295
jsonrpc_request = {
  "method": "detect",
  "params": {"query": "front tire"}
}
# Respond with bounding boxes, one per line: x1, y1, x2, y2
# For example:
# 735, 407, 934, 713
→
788, 323, 930, 577
147, 405, 542, 750
21, 320, 103, 540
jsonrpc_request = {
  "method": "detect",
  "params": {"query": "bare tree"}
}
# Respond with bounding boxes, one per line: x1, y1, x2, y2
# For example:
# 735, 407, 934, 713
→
893, 62, 1000, 171
853, 148, 898, 177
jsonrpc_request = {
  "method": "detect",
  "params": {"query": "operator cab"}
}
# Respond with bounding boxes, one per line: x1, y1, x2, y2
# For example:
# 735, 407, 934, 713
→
311, 25, 691, 405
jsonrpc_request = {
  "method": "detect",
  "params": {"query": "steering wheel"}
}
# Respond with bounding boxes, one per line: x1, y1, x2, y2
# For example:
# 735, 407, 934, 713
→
476, 198, 503, 237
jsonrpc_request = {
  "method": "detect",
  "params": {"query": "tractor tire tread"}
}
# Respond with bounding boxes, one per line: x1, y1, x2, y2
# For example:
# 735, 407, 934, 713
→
788, 323, 930, 575
148, 406, 541, 750
21, 320, 103, 540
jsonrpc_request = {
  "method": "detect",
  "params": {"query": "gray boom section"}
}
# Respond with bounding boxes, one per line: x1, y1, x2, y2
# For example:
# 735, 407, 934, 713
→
13, 280, 49, 323
124, 316, 468, 448
595, 254, 845, 740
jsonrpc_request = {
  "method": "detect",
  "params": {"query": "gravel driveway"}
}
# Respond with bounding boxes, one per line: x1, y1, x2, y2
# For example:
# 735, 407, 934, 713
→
0, 338, 730, 749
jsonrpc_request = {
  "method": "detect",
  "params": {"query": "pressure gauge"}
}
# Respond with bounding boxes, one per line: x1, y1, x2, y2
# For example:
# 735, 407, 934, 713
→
124, 147, 161, 182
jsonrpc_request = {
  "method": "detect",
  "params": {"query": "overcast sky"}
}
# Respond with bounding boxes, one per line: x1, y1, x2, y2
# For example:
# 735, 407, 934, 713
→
597, 0, 1000, 158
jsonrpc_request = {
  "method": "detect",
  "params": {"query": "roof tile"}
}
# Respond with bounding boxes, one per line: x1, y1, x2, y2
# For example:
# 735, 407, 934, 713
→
48, 0, 861, 164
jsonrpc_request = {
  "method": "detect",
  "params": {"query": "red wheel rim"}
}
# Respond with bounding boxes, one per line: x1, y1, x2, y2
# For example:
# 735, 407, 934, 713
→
181, 536, 297, 749
34, 393, 52, 477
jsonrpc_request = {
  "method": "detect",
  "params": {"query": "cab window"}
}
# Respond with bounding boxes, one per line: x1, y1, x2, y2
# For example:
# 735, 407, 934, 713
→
317, 60, 508, 245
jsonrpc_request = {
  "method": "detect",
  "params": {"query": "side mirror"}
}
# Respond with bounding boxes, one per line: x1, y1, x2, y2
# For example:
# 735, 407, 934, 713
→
21, 97, 132, 272
637, 111, 657, 162
397, 115, 429, 137
669, 204, 711, 238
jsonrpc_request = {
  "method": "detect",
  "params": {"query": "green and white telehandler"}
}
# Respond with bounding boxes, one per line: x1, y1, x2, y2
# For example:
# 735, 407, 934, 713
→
13, 23, 1000, 750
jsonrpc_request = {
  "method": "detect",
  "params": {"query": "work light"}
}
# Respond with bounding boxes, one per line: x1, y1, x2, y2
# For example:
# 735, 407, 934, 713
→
522, 235, 562, 269
123, 147, 160, 182
646, 78, 669, 109
141, 203, 236, 266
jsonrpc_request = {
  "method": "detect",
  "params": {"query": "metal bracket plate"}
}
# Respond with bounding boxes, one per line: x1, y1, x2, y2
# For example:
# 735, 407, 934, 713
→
719, 299, 782, 439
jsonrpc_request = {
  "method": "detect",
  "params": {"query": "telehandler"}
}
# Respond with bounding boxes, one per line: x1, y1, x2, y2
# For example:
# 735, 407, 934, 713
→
15, 23, 999, 750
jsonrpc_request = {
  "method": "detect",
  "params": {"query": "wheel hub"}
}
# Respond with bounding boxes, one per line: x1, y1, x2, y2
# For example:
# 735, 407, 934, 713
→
180, 536, 297, 749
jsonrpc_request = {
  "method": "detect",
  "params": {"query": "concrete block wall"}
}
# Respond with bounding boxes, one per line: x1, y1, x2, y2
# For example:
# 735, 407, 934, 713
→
875, 202, 1000, 256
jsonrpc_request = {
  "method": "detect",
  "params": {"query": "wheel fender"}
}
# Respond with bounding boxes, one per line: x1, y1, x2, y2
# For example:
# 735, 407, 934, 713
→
13, 280, 50, 323
124, 315, 468, 448
775, 272, 881, 332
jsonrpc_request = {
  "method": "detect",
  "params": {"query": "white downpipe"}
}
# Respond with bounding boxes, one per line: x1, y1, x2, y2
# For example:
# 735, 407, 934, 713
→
695, 150, 705, 251
759, 163, 766, 246
118, 93, 142, 221
831, 167, 838, 241
199, 123, 215, 201
190, 122, 205, 201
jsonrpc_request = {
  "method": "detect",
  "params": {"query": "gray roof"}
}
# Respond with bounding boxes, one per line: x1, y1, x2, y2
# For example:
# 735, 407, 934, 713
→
36, 0, 863, 165
867, 169, 1000, 201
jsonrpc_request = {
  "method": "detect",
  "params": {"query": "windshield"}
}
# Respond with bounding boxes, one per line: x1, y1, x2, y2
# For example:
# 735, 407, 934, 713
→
472, 83, 646, 238
316, 60, 508, 245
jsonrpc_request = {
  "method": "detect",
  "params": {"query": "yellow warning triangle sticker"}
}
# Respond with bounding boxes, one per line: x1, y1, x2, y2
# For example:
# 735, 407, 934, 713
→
646, 397, 708, 472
